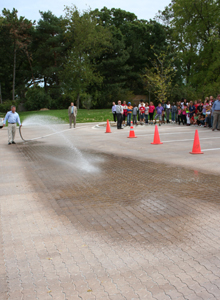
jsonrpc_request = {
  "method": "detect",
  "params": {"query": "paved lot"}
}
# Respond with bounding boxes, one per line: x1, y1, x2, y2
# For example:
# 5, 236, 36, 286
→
1, 122, 220, 300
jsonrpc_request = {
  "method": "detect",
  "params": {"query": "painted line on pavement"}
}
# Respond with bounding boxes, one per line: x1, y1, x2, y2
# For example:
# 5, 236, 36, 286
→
135, 130, 211, 137
162, 136, 220, 143
202, 148, 220, 152
20, 125, 90, 142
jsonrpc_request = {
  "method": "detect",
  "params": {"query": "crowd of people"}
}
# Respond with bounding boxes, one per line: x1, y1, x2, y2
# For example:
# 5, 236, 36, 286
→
112, 95, 220, 131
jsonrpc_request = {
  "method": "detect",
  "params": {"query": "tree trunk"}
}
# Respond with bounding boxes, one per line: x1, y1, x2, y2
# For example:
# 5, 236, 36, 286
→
44, 77, 47, 93
77, 93, 80, 109
12, 47, 16, 101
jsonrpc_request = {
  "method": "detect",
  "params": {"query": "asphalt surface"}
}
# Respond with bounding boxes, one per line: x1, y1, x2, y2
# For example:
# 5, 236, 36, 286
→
1, 122, 220, 300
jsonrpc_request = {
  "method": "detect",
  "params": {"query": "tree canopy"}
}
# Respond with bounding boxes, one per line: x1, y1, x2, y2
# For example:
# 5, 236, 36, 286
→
0, 1, 220, 110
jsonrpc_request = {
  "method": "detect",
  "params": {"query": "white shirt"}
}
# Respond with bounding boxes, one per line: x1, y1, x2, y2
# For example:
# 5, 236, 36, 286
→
116, 105, 123, 114
138, 103, 145, 109
181, 102, 188, 109
145, 106, 149, 114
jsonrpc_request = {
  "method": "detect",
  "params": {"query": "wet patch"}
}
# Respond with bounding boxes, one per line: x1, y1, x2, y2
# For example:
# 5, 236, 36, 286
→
17, 142, 220, 249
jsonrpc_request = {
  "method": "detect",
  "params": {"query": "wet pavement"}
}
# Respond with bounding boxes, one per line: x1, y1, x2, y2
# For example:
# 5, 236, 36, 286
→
1, 123, 220, 299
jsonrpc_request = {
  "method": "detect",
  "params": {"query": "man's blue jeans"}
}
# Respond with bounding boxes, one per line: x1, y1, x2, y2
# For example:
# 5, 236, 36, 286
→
171, 112, 176, 121
127, 113, 131, 126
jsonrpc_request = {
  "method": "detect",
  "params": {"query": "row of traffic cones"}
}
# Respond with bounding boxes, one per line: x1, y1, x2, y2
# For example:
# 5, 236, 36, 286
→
105, 120, 203, 154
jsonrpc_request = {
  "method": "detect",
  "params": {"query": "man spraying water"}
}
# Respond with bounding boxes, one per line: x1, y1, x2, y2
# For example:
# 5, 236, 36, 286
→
3, 105, 22, 145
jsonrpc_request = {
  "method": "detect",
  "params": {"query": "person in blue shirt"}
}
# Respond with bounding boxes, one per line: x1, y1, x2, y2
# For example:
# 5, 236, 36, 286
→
212, 94, 220, 131
154, 103, 164, 126
112, 102, 117, 122
188, 101, 195, 119
3, 105, 22, 145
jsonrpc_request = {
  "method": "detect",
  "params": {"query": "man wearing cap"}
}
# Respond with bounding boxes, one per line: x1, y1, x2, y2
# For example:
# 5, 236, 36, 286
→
3, 105, 22, 145
127, 102, 133, 126
212, 94, 220, 131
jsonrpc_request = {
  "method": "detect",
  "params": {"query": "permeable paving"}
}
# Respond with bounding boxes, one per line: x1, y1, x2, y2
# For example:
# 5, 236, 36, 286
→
1, 129, 220, 300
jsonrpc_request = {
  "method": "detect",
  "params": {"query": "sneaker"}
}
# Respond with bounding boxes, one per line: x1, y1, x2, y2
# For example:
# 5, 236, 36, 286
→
159, 123, 161, 126
12, 141, 16, 144
8, 142, 11, 145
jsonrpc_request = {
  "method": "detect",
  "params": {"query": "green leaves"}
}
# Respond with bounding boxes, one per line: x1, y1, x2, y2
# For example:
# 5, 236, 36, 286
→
143, 48, 176, 103
60, 6, 111, 108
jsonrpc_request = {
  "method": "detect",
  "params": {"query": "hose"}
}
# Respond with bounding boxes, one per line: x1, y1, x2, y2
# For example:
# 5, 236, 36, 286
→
19, 124, 91, 142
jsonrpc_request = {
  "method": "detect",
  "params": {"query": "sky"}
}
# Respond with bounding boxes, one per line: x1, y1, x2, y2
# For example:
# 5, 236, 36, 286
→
1, 0, 171, 22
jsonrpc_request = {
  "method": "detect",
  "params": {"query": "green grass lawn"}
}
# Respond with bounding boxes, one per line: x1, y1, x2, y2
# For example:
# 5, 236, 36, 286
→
16, 109, 113, 124
1, 109, 172, 124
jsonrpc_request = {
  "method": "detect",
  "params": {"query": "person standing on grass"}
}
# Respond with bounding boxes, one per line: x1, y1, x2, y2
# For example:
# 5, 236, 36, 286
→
189, 101, 195, 120
116, 100, 124, 129
138, 100, 145, 121
112, 102, 117, 122
3, 105, 22, 145
154, 103, 164, 126
144, 102, 149, 124
177, 106, 182, 125
122, 101, 128, 127
182, 104, 187, 125
139, 102, 145, 125
166, 101, 171, 123
171, 102, 177, 123
204, 106, 211, 128
68, 102, 77, 128
126, 102, 133, 126
149, 102, 155, 125
133, 104, 138, 126
212, 94, 220, 131
161, 100, 166, 123
197, 101, 203, 116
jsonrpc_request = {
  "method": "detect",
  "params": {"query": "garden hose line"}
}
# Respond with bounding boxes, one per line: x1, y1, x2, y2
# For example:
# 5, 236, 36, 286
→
19, 124, 92, 142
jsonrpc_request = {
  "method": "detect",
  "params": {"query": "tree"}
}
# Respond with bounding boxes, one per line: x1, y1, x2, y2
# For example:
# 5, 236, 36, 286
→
61, 6, 111, 108
33, 11, 67, 96
143, 48, 176, 103
92, 7, 168, 104
159, 0, 220, 98
1, 8, 33, 100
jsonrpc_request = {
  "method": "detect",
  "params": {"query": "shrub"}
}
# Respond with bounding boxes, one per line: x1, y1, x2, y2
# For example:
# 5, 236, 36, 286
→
0, 100, 20, 113
25, 87, 52, 111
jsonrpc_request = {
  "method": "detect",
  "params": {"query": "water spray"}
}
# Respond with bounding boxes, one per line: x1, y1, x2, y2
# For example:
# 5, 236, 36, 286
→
19, 125, 73, 142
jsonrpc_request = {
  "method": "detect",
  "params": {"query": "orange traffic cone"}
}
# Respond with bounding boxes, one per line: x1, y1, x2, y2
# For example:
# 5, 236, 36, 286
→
151, 125, 163, 145
105, 119, 111, 133
190, 130, 203, 154
127, 121, 137, 138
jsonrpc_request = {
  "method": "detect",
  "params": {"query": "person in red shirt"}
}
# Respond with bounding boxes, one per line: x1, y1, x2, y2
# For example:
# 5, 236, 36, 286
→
122, 101, 128, 127
194, 100, 199, 114
139, 102, 145, 125
149, 102, 155, 125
